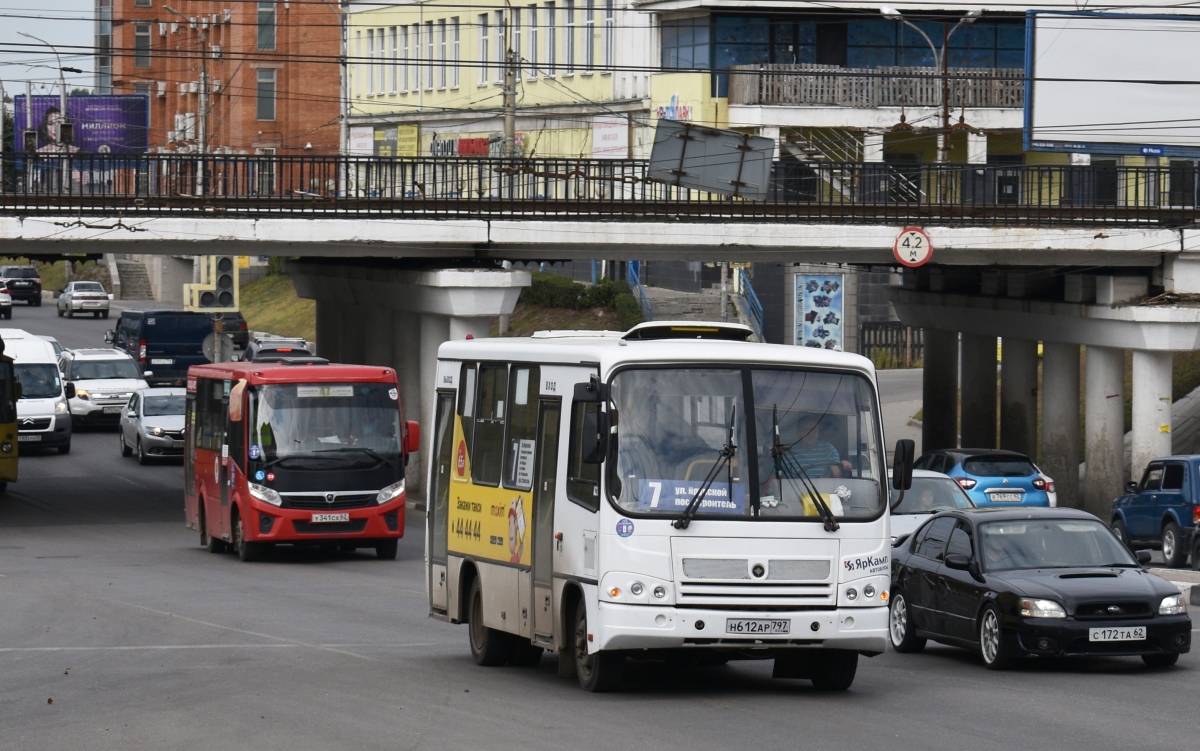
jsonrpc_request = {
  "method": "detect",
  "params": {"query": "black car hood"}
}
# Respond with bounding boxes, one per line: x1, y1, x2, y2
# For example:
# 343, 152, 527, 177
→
988, 567, 1179, 606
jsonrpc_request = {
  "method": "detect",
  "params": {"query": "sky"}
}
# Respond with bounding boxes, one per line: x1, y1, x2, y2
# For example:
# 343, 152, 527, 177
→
0, 0, 96, 97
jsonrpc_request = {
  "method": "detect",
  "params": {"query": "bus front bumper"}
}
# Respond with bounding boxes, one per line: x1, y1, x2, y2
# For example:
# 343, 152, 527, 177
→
244, 496, 406, 542
595, 602, 888, 655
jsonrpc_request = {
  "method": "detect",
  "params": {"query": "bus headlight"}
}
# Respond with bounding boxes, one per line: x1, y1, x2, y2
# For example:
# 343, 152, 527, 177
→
248, 483, 283, 507
376, 480, 405, 505
1, 442, 11, 453
55, 400, 68, 413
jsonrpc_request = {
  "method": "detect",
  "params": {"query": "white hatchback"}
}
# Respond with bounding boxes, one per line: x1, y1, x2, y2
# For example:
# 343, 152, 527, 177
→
889, 469, 977, 542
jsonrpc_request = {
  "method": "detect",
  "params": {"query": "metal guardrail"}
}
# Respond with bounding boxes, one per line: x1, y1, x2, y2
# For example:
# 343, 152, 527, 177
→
861, 323, 923, 368
734, 268, 764, 340
728, 65, 1024, 109
626, 263, 654, 322
1, 153, 1198, 227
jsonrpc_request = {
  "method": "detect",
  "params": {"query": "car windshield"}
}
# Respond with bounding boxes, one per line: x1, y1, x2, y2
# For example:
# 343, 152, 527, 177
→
891, 477, 975, 514
249, 382, 402, 461
143, 314, 214, 341
609, 366, 884, 521
73, 359, 142, 380
16, 363, 61, 399
143, 395, 185, 416
963, 456, 1037, 477
4, 268, 38, 278
978, 519, 1137, 571
73, 283, 105, 293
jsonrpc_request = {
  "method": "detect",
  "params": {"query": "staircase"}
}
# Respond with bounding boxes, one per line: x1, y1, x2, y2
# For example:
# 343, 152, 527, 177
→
642, 286, 731, 322
782, 128, 862, 201
115, 260, 155, 300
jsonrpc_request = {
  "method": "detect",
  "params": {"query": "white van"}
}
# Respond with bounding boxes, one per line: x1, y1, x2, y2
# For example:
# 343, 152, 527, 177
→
0, 329, 73, 453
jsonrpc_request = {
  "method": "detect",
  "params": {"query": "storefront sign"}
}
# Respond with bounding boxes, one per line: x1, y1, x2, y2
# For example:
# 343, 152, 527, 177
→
592, 115, 629, 158
655, 94, 693, 121
430, 133, 524, 157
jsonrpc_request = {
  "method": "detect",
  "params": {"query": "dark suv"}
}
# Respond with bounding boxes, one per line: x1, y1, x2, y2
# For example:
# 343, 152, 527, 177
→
0, 265, 42, 306
106, 310, 219, 386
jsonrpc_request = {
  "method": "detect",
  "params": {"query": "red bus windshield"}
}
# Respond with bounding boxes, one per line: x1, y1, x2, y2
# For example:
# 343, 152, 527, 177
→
249, 382, 402, 464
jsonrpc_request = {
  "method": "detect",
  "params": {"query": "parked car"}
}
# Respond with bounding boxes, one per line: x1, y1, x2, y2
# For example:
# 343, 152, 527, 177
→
118, 387, 186, 464
890, 469, 976, 541
106, 310, 219, 386
888, 507, 1191, 669
914, 448, 1056, 507
0, 265, 41, 306
244, 336, 313, 362
0, 283, 11, 319
57, 281, 111, 319
1112, 456, 1200, 568
220, 311, 250, 349
58, 348, 149, 427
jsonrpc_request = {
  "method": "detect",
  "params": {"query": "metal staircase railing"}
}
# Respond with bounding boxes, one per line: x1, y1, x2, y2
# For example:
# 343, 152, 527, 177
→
734, 268, 764, 340
627, 263, 654, 322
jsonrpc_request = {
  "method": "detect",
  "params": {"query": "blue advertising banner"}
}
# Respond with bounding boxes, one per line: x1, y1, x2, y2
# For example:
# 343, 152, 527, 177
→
795, 274, 845, 351
14, 95, 149, 154
635, 479, 746, 515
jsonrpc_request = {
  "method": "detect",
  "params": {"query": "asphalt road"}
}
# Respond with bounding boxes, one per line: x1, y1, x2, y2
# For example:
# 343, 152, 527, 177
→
1, 303, 1196, 751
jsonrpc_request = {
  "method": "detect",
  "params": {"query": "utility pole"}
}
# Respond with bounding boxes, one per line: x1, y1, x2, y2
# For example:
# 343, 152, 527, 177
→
502, 4, 517, 159
164, 6, 208, 196
0, 79, 6, 192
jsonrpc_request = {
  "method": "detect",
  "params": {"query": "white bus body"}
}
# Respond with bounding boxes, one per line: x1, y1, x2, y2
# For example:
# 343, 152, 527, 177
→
426, 323, 893, 691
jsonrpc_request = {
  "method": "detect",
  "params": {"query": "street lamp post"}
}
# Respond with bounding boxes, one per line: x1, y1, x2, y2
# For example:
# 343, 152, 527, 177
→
164, 5, 208, 196
18, 32, 81, 194
317, 0, 348, 196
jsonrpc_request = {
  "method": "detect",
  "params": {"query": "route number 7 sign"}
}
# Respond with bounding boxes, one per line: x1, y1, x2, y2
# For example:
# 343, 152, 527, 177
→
893, 227, 933, 268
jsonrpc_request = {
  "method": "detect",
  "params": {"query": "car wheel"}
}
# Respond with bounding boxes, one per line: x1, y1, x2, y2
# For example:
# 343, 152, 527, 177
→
57, 307, 63, 318
1162, 522, 1187, 568
234, 513, 261, 562
467, 578, 513, 667
136, 437, 148, 465
375, 539, 398, 560
101, 311, 109, 320
888, 591, 927, 653
1112, 519, 1130, 549
66, 310, 73, 318
979, 605, 1012, 670
119, 429, 132, 457
58, 441, 70, 455
808, 650, 859, 691
1142, 653, 1180, 668
574, 599, 625, 692
33, 297, 41, 307
93, 311, 100, 319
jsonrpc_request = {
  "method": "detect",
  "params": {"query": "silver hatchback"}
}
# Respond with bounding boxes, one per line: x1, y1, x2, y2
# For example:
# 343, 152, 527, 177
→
118, 387, 186, 464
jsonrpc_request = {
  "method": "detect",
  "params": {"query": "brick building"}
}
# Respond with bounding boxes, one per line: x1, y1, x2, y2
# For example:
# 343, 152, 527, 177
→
96, 0, 343, 155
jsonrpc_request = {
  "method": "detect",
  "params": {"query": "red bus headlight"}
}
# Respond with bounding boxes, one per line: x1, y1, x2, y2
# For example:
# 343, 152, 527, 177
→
248, 482, 283, 507
377, 479, 405, 505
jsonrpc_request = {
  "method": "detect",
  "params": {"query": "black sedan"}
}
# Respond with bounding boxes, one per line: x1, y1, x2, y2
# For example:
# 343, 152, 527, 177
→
888, 507, 1190, 669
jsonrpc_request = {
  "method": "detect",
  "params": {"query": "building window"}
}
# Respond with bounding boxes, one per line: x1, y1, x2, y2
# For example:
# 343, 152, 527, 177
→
134, 0, 150, 7
661, 17, 712, 69
494, 11, 505, 84
389, 27, 398, 93
564, 0, 575, 74
584, 0, 594, 72
257, 2, 276, 51
603, 0, 614, 70
425, 20, 434, 90
451, 18, 460, 88
133, 82, 152, 96
411, 24, 420, 91
366, 29, 375, 94
377, 27, 387, 93
399, 27, 408, 92
134, 24, 151, 68
256, 68, 276, 120
527, 5, 538, 78
478, 13, 489, 85
438, 19, 447, 89
354, 30, 362, 97
513, 8, 522, 72
97, 0, 113, 92
546, 2, 556, 76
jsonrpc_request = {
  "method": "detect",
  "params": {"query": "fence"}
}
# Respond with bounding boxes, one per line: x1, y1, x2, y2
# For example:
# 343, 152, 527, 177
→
734, 268, 764, 340
861, 323, 924, 369
1, 153, 1198, 226
728, 65, 1024, 108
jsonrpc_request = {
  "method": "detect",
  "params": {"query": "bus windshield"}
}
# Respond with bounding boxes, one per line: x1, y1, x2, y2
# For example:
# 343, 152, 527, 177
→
610, 367, 883, 521
16, 363, 62, 400
249, 382, 402, 462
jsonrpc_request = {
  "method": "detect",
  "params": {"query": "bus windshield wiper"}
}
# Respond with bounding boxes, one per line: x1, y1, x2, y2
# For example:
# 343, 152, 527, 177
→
771, 406, 839, 532
312, 446, 390, 464
674, 406, 737, 530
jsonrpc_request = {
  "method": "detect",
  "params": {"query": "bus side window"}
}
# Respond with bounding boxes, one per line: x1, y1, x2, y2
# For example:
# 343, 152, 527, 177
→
458, 363, 476, 463
503, 366, 538, 490
471, 364, 508, 487
567, 400, 600, 512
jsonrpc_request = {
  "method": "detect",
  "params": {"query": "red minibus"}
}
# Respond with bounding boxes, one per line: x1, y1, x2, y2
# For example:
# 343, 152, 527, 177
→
184, 361, 420, 562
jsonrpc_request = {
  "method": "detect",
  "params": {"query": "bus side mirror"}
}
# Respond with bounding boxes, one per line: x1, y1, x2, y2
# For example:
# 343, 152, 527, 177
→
404, 420, 421, 454
892, 439, 915, 491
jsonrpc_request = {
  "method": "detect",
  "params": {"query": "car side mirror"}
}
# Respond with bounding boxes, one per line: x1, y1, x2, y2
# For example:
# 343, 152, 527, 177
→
944, 553, 972, 571
1135, 550, 1152, 564
1126, 481, 1139, 493
104, 330, 115, 344
64, 383, 76, 399
143, 371, 154, 379
126, 410, 136, 419
230, 353, 241, 362
404, 420, 421, 454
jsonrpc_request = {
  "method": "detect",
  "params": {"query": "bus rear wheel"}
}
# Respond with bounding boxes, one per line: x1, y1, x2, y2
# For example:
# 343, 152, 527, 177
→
574, 600, 624, 692
234, 514, 262, 562
467, 578, 513, 666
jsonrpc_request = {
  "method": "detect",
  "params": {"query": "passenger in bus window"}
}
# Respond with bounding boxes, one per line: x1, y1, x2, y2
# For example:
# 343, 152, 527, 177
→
779, 414, 852, 480
614, 406, 672, 505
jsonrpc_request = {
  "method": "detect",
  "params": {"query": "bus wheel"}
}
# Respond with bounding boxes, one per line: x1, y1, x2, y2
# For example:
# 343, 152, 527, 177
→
200, 505, 226, 553
467, 578, 513, 666
808, 650, 858, 691
574, 600, 624, 692
375, 540, 398, 560
234, 515, 262, 562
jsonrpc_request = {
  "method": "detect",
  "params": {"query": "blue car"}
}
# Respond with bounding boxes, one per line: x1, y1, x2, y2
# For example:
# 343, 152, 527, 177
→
1111, 456, 1200, 569
913, 449, 1056, 508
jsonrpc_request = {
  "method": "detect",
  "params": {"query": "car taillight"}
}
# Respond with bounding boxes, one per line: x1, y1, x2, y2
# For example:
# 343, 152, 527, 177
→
1194, 505, 1200, 524
1033, 478, 1046, 490
34, 278, 40, 284
138, 339, 147, 362
956, 478, 977, 490
239, 322, 247, 330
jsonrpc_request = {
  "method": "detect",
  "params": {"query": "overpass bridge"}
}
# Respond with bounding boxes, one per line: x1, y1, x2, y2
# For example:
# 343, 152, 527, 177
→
6, 152, 1200, 515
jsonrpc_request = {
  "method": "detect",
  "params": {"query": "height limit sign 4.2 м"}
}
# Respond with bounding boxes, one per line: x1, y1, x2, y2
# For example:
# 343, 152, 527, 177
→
893, 227, 933, 268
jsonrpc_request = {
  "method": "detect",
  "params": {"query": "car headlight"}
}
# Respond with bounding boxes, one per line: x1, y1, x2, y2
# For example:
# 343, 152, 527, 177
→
55, 401, 68, 413
74, 388, 88, 399
1159, 594, 1187, 615
376, 479, 405, 505
248, 482, 283, 507
151, 427, 164, 436
1019, 598, 1066, 618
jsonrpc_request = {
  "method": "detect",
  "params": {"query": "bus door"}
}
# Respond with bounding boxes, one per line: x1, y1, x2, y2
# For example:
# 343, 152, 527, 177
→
428, 392, 456, 614
532, 400, 561, 643
217, 380, 232, 541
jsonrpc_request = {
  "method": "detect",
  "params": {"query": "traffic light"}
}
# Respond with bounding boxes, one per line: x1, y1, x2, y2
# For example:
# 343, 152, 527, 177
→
184, 255, 239, 313
22, 130, 36, 152
57, 121, 74, 147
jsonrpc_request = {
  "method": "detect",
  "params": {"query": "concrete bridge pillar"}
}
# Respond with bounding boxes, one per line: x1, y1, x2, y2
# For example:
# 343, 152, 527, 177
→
1000, 337, 1038, 455
922, 329, 959, 451
959, 333, 997, 448
363, 306, 394, 366
339, 306, 368, 365
1042, 342, 1081, 507
1131, 350, 1174, 480
1084, 346, 1125, 517
314, 300, 342, 361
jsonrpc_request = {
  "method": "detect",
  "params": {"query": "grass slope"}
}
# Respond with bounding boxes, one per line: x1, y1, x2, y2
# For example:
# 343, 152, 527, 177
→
238, 274, 315, 342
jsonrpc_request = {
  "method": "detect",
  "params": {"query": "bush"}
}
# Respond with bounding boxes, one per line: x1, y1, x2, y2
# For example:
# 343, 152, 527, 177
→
520, 271, 644, 328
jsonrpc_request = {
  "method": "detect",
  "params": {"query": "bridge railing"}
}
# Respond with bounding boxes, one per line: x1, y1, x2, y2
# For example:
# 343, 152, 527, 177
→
626, 263, 654, 322
1, 153, 1197, 226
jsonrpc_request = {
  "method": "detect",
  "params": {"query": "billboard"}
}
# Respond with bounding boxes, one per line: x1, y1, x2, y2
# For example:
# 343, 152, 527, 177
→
1026, 12, 1200, 156
14, 95, 149, 154
795, 274, 845, 351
